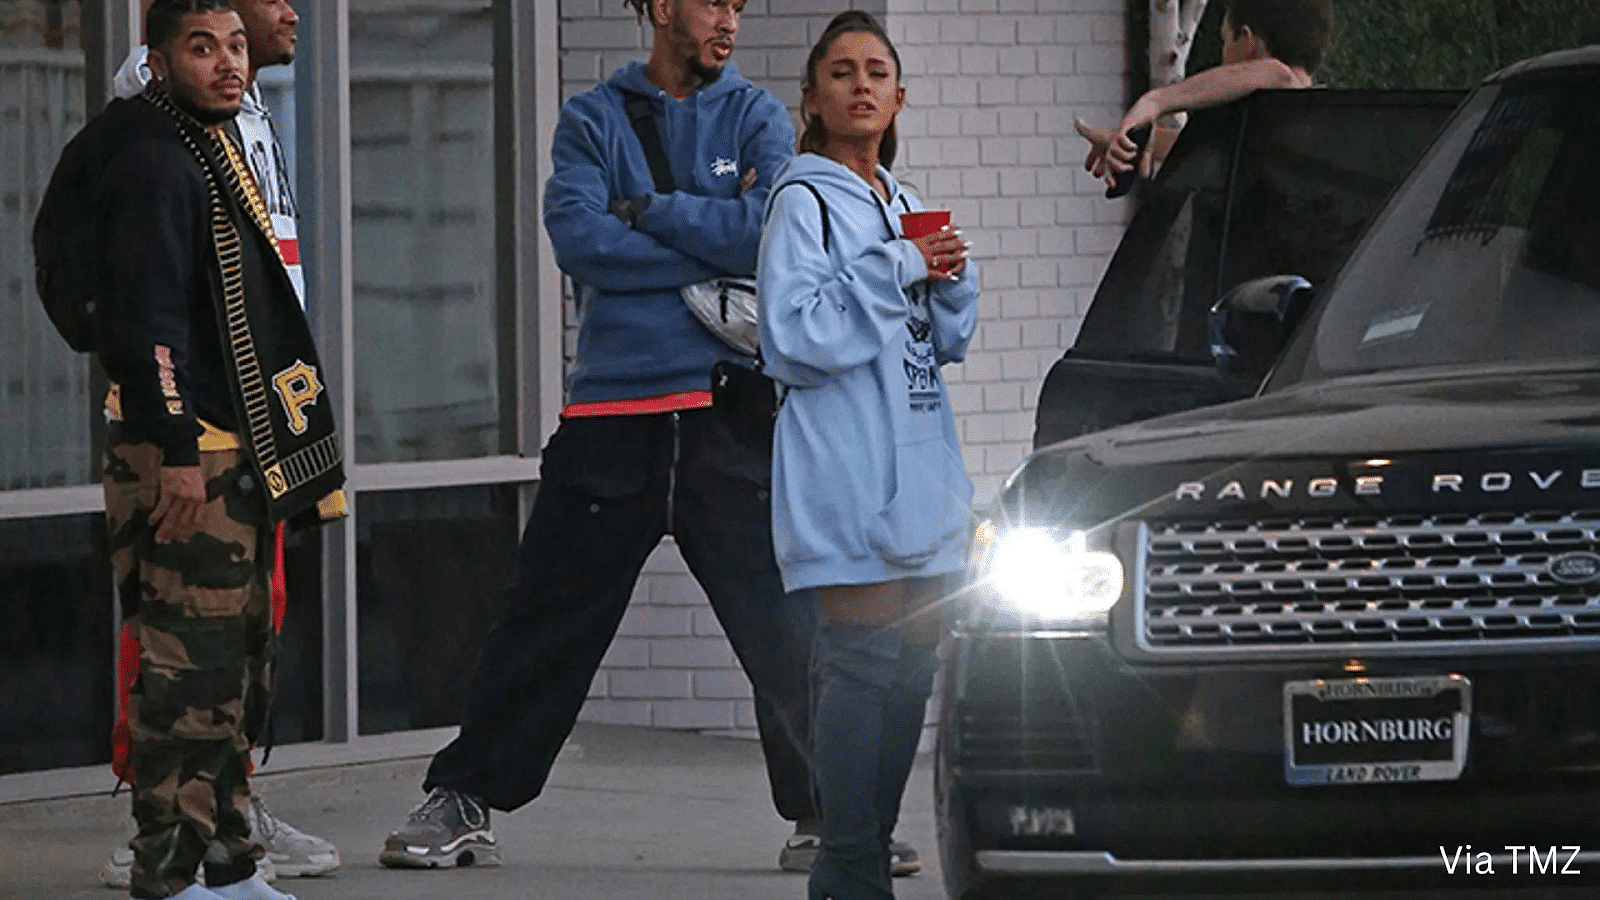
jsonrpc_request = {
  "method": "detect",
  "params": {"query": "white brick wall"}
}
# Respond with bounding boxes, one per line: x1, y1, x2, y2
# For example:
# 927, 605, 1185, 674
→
884, 0, 1131, 504
555, 0, 1129, 733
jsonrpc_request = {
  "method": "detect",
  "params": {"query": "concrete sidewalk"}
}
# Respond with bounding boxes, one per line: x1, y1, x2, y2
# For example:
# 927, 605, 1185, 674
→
0, 723, 947, 900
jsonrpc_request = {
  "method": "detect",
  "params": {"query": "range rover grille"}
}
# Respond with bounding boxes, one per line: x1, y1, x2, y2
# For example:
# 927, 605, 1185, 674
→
1137, 511, 1600, 654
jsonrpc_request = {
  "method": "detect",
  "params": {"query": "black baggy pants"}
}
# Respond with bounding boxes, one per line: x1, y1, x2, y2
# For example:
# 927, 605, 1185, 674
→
425, 409, 815, 817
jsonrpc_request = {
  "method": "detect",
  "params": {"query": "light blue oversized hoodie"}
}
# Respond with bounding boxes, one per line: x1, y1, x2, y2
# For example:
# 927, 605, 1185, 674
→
757, 153, 980, 592
543, 61, 796, 405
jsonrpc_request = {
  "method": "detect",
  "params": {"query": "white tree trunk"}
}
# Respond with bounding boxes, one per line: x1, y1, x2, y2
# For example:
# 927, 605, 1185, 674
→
1150, 0, 1208, 88
1149, 0, 1209, 132
1148, 0, 1208, 347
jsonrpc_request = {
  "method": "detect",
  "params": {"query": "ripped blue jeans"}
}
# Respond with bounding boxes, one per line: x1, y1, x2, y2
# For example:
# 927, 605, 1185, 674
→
808, 617, 940, 900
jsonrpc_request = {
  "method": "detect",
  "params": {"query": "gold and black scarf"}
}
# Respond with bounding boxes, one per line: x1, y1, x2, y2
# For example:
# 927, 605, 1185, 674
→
142, 86, 344, 524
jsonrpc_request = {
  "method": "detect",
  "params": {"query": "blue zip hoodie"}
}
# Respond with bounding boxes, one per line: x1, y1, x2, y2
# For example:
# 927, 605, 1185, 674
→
757, 153, 980, 592
543, 61, 796, 405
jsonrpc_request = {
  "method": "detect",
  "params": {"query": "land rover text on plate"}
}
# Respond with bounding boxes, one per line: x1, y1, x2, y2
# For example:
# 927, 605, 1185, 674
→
938, 46, 1600, 900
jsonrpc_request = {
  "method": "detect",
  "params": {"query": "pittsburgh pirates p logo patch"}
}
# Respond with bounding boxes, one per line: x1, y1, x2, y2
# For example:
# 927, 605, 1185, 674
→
272, 359, 324, 436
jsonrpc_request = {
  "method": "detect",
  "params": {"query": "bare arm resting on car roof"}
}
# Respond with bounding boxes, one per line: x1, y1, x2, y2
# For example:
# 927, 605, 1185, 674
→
1076, 58, 1311, 184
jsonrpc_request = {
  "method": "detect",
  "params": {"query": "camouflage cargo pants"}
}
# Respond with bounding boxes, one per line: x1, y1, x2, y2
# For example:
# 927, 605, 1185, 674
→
103, 423, 273, 898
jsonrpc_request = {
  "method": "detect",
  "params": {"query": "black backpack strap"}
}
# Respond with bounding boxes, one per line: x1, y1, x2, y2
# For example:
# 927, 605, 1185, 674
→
767, 179, 831, 252
621, 90, 675, 193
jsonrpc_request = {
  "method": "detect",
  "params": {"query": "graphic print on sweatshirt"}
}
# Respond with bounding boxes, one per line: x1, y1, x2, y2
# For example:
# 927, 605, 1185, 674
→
246, 137, 299, 222
237, 100, 306, 307
903, 284, 942, 418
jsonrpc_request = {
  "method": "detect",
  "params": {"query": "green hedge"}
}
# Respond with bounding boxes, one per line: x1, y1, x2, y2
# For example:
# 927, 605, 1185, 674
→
1131, 0, 1600, 93
1319, 0, 1600, 88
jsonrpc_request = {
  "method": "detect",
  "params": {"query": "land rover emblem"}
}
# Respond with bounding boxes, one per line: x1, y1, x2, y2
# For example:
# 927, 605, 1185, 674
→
1549, 551, 1600, 585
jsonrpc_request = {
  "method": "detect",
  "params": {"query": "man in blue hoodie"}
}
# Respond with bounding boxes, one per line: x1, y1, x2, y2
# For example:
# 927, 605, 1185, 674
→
378, 0, 826, 872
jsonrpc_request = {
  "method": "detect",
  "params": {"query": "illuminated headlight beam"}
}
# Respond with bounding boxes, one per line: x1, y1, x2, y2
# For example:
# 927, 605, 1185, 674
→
985, 527, 1124, 624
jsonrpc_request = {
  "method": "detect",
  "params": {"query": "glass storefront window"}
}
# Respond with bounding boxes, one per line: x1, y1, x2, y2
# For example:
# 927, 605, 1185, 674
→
349, 1, 501, 464
0, 0, 94, 490
355, 484, 518, 734
273, 527, 325, 744
1, 0, 544, 784
0, 514, 112, 775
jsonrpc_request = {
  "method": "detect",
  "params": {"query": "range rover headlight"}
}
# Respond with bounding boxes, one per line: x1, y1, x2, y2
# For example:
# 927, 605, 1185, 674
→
975, 523, 1124, 624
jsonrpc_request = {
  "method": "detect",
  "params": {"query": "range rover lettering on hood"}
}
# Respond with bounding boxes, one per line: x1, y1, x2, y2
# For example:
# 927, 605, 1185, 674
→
1174, 468, 1600, 502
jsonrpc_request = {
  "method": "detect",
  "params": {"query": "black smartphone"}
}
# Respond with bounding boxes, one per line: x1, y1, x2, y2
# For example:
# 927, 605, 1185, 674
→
1104, 123, 1153, 199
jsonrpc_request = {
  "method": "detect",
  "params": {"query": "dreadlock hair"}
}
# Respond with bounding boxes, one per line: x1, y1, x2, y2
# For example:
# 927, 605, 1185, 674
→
1222, 0, 1333, 74
147, 0, 237, 54
799, 10, 902, 170
623, 0, 652, 25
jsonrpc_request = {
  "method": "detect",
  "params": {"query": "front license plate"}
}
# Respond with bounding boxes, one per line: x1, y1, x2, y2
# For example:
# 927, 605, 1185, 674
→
1283, 675, 1470, 786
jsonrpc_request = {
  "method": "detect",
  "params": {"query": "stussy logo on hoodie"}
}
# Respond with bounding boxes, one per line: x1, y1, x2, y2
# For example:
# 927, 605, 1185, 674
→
710, 157, 738, 177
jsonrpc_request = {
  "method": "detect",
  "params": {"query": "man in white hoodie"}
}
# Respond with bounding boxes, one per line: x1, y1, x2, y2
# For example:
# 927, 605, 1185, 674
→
99, 0, 338, 890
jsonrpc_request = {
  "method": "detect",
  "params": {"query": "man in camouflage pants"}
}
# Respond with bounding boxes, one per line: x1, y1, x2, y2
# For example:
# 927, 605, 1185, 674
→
103, 430, 277, 896
97, 0, 342, 889
75, 1, 344, 896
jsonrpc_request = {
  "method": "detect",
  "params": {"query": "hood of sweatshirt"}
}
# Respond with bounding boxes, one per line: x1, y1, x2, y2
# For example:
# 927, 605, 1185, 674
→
606, 58, 756, 105
768, 152, 917, 236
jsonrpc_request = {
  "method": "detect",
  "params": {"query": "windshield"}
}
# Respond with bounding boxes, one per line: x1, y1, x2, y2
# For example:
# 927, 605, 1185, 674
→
1271, 67, 1600, 387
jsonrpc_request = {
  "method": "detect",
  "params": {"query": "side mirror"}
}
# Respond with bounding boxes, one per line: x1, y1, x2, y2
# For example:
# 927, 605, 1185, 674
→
1208, 275, 1314, 381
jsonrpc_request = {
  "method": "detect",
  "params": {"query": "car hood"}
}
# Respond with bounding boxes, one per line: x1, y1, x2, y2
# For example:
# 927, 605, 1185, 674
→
1002, 365, 1600, 526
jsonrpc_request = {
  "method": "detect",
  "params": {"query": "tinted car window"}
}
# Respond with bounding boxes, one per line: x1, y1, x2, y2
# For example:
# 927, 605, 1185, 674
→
1073, 92, 1460, 365
1071, 105, 1236, 364
1274, 70, 1600, 384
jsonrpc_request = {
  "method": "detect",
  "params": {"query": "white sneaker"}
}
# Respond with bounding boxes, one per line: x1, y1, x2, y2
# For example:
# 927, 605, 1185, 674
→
210, 872, 297, 900
98, 846, 135, 889
249, 794, 341, 877
170, 885, 228, 900
99, 845, 275, 889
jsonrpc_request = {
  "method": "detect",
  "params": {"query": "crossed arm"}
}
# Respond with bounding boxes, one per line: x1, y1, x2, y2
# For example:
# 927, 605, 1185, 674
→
543, 93, 796, 292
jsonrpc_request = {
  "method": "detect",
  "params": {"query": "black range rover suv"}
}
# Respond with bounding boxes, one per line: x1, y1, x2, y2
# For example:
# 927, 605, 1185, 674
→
938, 47, 1600, 899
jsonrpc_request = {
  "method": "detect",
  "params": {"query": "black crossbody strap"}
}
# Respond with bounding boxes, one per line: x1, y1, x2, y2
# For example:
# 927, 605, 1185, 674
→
622, 90, 675, 193
767, 179, 831, 252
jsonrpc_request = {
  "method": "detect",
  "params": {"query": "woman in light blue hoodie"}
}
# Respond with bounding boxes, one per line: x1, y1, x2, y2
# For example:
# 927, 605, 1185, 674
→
755, 11, 979, 899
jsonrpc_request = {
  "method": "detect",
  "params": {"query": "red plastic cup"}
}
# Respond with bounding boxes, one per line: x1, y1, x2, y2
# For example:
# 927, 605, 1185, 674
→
900, 209, 953, 271
900, 208, 951, 238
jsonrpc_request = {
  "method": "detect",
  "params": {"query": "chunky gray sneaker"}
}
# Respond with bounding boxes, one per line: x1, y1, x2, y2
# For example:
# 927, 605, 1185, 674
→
248, 795, 340, 877
379, 787, 501, 869
776, 819, 820, 873
776, 823, 919, 877
888, 838, 922, 877
100, 843, 276, 889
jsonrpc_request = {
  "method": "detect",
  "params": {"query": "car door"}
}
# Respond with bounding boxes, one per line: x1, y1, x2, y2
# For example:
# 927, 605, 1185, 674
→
1034, 89, 1464, 450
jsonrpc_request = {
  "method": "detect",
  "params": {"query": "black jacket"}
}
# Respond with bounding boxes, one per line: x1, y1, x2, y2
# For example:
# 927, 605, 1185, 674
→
89, 91, 342, 521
